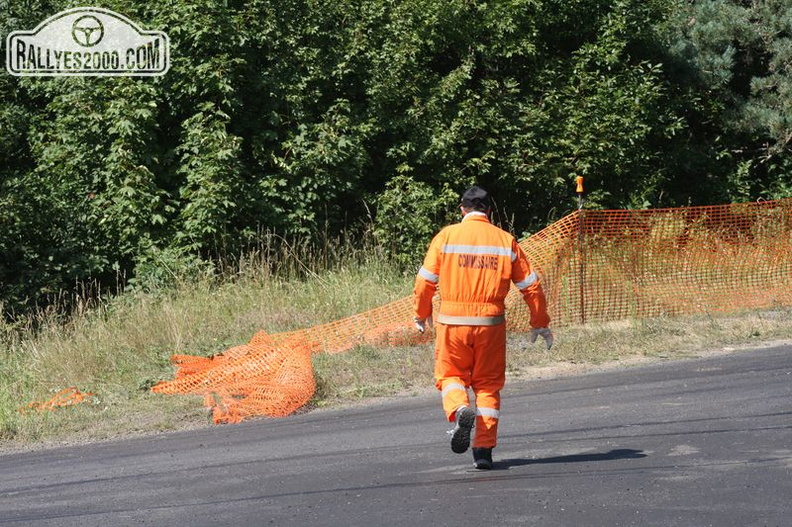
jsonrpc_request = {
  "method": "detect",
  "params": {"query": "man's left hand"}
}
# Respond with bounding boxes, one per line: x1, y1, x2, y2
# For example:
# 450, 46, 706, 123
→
530, 327, 554, 350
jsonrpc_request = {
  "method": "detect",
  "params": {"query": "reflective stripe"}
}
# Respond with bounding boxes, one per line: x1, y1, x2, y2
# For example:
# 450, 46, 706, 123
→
476, 407, 500, 419
436, 314, 505, 326
514, 271, 538, 290
441, 244, 517, 261
441, 382, 467, 397
418, 267, 439, 283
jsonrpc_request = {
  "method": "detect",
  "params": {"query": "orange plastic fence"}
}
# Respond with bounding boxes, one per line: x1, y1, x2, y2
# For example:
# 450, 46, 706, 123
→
19, 387, 96, 414
152, 198, 792, 423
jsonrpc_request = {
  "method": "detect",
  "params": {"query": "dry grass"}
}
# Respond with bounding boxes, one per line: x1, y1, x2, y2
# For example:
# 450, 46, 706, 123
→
0, 238, 410, 448
311, 308, 792, 409
2, 244, 791, 451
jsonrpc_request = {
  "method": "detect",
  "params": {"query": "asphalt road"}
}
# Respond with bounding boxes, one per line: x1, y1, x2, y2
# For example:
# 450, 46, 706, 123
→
1, 344, 790, 526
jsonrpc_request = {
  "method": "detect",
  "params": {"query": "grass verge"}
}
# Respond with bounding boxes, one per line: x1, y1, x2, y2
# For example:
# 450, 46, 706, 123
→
2, 251, 791, 451
312, 308, 792, 407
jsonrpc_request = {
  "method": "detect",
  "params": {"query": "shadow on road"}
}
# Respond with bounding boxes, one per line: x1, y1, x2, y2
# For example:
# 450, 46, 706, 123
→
496, 448, 646, 470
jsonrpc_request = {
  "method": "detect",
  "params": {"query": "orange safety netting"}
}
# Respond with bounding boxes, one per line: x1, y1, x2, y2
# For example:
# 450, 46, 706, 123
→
19, 387, 96, 414
152, 198, 792, 423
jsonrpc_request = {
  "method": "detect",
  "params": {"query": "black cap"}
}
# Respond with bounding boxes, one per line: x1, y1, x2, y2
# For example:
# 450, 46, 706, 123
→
460, 186, 490, 210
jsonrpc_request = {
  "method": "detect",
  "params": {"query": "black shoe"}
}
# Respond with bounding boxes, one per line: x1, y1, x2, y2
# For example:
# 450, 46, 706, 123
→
450, 406, 475, 454
472, 447, 493, 470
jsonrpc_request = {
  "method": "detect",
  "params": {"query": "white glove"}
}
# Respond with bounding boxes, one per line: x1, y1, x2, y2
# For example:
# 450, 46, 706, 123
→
414, 316, 433, 333
530, 327, 554, 350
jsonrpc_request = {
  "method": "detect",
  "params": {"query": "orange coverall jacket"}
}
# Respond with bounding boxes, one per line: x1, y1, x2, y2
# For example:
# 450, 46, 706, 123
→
413, 212, 550, 328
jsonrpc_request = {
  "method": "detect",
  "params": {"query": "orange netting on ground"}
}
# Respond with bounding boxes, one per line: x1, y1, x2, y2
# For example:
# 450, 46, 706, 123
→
152, 198, 792, 423
18, 387, 96, 414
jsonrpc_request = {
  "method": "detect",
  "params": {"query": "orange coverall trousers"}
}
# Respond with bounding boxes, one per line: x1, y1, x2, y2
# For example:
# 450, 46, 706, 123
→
435, 321, 506, 449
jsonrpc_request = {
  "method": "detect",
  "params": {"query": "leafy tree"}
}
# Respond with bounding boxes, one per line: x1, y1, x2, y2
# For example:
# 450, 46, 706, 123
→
0, 0, 790, 316
374, 175, 459, 269
660, 0, 792, 201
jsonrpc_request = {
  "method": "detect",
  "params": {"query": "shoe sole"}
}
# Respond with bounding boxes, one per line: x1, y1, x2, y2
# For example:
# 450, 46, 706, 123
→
450, 408, 475, 454
474, 460, 492, 470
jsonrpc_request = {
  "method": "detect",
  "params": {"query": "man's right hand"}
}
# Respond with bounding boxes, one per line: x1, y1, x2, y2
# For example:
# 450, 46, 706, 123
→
414, 316, 433, 333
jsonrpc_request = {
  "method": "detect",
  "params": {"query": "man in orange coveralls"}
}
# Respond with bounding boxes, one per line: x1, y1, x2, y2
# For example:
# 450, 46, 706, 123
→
413, 185, 553, 470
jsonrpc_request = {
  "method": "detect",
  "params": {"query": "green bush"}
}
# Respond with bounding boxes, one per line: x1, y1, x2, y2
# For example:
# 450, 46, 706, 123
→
127, 245, 215, 294
373, 175, 460, 270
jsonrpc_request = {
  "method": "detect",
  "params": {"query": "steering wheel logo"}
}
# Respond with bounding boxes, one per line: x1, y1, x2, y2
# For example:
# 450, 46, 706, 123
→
71, 15, 104, 47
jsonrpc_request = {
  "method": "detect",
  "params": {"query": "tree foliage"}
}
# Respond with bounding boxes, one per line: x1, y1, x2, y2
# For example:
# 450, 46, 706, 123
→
660, 0, 792, 202
0, 0, 790, 315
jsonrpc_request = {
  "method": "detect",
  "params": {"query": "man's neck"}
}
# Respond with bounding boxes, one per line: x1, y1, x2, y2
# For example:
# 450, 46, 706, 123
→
463, 211, 488, 220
